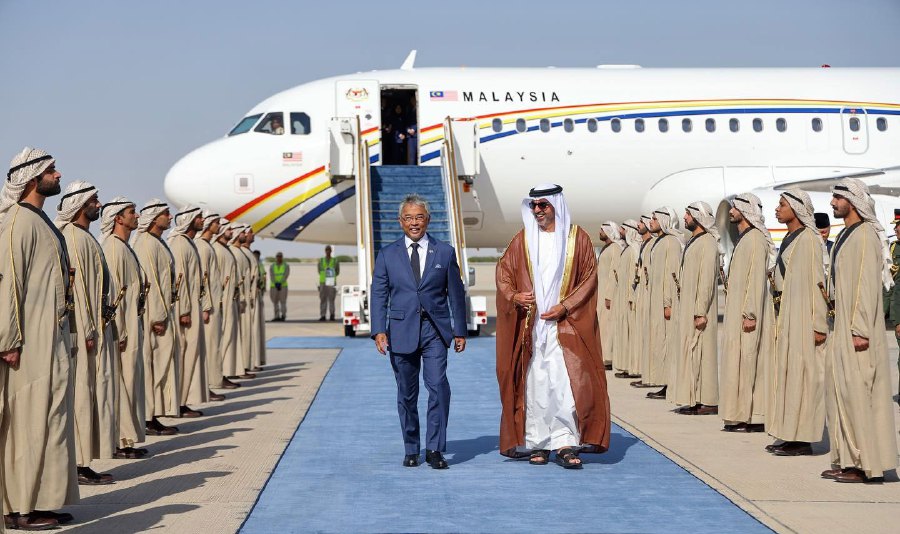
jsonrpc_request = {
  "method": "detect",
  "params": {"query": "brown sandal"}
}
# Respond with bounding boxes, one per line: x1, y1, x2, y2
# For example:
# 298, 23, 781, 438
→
529, 450, 550, 465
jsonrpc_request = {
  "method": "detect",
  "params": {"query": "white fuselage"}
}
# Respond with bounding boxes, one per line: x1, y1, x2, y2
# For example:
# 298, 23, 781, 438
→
165, 67, 900, 248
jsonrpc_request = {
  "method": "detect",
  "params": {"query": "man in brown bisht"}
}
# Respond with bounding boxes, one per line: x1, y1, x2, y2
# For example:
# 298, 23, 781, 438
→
100, 196, 149, 460
56, 181, 118, 486
168, 205, 211, 418
630, 214, 655, 387
645, 207, 682, 400
0, 147, 78, 530
229, 225, 256, 379
719, 193, 775, 433
195, 211, 228, 398
132, 199, 180, 436
596, 222, 619, 370
765, 188, 827, 456
612, 220, 640, 379
213, 221, 241, 388
496, 183, 610, 469
670, 201, 720, 415
822, 178, 898, 483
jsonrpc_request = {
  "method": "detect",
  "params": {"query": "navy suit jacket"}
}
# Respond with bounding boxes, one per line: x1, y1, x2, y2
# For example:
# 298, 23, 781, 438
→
370, 234, 467, 354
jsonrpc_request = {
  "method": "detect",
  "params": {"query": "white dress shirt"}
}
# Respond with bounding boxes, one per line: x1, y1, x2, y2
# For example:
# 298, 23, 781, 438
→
404, 234, 429, 279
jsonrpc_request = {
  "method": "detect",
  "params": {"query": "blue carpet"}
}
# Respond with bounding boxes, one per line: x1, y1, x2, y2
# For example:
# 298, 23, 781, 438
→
242, 337, 770, 534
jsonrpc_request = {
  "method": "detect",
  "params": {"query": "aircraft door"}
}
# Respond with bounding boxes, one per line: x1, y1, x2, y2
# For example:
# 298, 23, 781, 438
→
335, 80, 381, 162
840, 107, 869, 155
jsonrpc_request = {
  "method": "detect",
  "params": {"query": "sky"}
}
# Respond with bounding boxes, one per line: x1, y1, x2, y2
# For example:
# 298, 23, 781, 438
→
1, 0, 899, 258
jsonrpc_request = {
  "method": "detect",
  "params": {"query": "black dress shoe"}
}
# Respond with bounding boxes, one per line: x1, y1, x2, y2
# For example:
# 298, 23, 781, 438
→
402, 454, 419, 467
4, 513, 58, 530
425, 450, 449, 469
32, 510, 74, 524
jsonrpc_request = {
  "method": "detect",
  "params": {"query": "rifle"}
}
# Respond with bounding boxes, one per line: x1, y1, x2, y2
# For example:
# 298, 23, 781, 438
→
672, 272, 681, 300
817, 282, 836, 319
103, 285, 128, 327
172, 273, 184, 304
643, 266, 649, 287
137, 281, 150, 317
767, 270, 781, 316
719, 264, 728, 296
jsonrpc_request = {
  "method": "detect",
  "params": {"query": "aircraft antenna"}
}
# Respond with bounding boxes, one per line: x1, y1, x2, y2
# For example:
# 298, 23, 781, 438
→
401, 50, 417, 70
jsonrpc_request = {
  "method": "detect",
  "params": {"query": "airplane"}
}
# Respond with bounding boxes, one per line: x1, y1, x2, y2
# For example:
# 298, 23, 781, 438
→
164, 53, 900, 333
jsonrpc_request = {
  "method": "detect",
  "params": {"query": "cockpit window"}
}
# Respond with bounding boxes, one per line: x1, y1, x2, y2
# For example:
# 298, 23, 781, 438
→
228, 114, 262, 136
255, 112, 285, 135
291, 112, 311, 135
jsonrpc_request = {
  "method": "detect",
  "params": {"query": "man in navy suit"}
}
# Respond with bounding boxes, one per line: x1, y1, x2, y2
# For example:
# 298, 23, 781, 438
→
370, 193, 467, 469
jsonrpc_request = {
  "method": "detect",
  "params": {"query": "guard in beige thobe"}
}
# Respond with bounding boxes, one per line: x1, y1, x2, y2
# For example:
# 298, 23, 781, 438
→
822, 178, 898, 483
0, 148, 78, 529
101, 196, 148, 459
599, 222, 624, 369
214, 222, 241, 384
646, 207, 682, 399
719, 193, 775, 433
612, 221, 640, 378
630, 215, 654, 385
230, 226, 255, 378
56, 182, 118, 486
196, 211, 227, 394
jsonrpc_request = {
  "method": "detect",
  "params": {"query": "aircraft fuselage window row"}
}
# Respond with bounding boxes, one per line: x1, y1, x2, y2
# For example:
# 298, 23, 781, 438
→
228, 112, 311, 136
489, 115, 891, 135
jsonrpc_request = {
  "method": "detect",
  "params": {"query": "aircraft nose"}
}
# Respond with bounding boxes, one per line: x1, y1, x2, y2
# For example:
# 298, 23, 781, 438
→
164, 147, 210, 209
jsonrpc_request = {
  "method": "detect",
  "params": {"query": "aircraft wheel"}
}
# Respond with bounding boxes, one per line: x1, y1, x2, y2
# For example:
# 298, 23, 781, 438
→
467, 327, 480, 337
344, 325, 356, 338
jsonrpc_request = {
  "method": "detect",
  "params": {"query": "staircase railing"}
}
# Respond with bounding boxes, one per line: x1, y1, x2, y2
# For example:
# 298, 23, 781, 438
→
354, 115, 374, 323
440, 117, 469, 284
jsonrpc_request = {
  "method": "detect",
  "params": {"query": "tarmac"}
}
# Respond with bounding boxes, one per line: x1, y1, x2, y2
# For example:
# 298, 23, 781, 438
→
62, 263, 900, 533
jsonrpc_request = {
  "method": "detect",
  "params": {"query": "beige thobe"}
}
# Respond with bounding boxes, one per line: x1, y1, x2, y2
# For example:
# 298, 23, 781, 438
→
825, 221, 898, 477
632, 237, 653, 376
231, 245, 253, 372
215, 241, 240, 377
671, 232, 719, 406
133, 232, 180, 417
612, 245, 638, 372
64, 225, 118, 464
647, 234, 680, 386
256, 259, 268, 366
0, 203, 78, 514
238, 247, 260, 369
196, 237, 223, 387
596, 244, 617, 366
102, 235, 146, 448
720, 228, 774, 425
170, 235, 210, 405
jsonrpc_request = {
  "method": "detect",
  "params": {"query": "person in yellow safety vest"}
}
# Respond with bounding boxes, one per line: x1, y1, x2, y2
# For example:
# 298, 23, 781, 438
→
269, 252, 291, 321
318, 245, 340, 321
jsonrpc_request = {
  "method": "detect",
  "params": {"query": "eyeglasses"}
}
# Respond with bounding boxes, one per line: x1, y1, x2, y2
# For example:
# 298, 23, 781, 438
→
401, 215, 427, 223
529, 201, 552, 211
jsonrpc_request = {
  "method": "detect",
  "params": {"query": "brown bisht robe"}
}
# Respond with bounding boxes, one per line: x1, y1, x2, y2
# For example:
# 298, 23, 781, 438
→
0, 203, 79, 513
825, 221, 898, 477
496, 225, 610, 456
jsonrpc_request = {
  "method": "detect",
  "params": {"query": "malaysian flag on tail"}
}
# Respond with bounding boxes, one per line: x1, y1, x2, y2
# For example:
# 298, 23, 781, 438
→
282, 152, 302, 162
429, 90, 458, 101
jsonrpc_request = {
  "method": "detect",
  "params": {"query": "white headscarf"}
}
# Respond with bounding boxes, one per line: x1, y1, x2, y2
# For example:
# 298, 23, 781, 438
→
621, 219, 641, 248
832, 178, 893, 290
167, 204, 202, 242
520, 183, 571, 344
781, 188, 829, 268
137, 198, 169, 233
601, 221, 624, 251
54, 180, 98, 231
687, 201, 724, 254
214, 218, 232, 241
100, 196, 135, 241
1, 147, 55, 224
731, 192, 776, 269
198, 210, 220, 237
229, 223, 248, 245
652, 206, 685, 245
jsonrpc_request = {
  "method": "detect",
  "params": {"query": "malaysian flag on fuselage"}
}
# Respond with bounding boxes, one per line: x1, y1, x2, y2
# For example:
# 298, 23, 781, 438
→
429, 90, 458, 101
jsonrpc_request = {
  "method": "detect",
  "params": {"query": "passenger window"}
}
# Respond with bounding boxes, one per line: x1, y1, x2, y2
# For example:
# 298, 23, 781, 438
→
658, 118, 669, 132
540, 119, 551, 133
587, 118, 598, 133
491, 118, 502, 133
611, 118, 621, 133
290, 112, 311, 135
849, 117, 860, 132
811, 118, 823, 132
516, 118, 526, 133
229, 114, 262, 136
776, 118, 787, 132
564, 119, 574, 132
729, 118, 739, 132
705, 118, 716, 133
877, 117, 888, 131
255, 112, 285, 135
682, 118, 692, 132
753, 118, 763, 132
635, 118, 645, 133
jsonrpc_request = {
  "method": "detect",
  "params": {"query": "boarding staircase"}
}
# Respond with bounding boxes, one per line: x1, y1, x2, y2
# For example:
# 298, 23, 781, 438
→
330, 116, 485, 337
